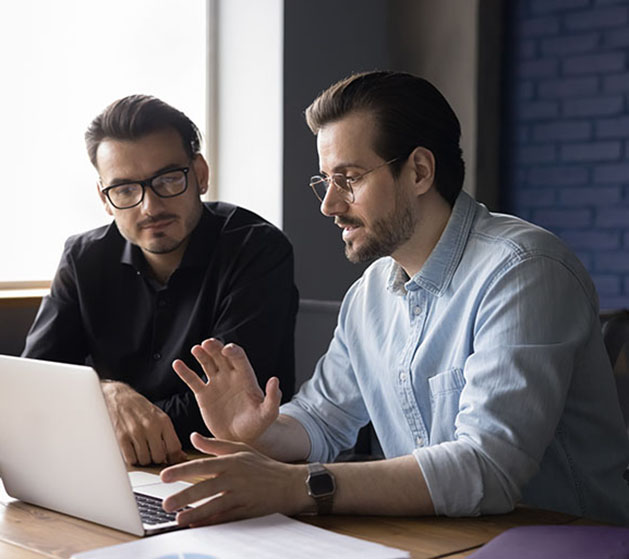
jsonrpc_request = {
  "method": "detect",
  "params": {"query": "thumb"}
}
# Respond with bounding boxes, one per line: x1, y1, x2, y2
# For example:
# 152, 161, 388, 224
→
261, 377, 282, 422
190, 432, 248, 456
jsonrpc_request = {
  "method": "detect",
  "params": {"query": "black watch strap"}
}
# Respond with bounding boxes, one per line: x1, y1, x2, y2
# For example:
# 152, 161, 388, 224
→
305, 462, 336, 515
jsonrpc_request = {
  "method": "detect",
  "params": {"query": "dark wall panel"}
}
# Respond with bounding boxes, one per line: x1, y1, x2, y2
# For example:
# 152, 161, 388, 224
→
283, 0, 391, 301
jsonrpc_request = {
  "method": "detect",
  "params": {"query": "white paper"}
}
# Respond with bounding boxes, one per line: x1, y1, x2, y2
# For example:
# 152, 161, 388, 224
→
72, 513, 410, 559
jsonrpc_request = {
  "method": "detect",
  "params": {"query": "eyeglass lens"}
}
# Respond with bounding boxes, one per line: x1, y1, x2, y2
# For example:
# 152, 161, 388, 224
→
107, 169, 188, 208
310, 175, 351, 203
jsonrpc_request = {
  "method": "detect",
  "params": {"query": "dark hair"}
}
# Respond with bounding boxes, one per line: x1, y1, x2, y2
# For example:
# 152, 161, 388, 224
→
306, 71, 465, 206
85, 94, 202, 167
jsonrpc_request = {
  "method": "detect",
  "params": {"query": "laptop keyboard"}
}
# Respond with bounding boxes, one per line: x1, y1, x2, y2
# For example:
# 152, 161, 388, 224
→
134, 492, 178, 525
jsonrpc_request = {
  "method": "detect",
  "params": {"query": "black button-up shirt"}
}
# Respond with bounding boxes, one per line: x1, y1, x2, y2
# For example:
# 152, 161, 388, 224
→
23, 202, 298, 442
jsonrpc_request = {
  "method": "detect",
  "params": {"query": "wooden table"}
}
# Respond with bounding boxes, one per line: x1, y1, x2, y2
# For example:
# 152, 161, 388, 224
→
0, 467, 587, 559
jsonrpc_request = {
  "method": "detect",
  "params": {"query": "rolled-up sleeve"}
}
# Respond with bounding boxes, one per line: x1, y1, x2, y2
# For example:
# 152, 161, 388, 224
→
281, 292, 370, 462
414, 254, 596, 516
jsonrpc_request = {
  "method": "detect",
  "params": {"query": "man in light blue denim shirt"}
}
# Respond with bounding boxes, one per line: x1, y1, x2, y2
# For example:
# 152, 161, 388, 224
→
161, 71, 629, 526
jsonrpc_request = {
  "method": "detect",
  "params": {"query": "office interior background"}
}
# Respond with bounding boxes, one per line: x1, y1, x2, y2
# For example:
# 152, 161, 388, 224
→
2, 0, 629, 354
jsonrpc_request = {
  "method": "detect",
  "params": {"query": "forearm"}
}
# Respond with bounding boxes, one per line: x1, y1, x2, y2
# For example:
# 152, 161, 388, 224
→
331, 455, 434, 515
253, 414, 311, 462
285, 455, 434, 516
162, 440, 434, 523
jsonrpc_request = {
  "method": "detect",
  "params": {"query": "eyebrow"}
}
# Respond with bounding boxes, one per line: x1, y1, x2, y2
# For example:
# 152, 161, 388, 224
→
319, 162, 368, 175
105, 162, 188, 187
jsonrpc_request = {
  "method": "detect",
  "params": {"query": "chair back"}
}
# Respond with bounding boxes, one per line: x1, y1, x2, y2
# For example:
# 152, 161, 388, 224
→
600, 309, 629, 429
294, 299, 341, 390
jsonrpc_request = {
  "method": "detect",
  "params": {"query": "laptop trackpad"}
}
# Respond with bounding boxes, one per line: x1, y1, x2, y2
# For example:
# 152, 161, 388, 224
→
128, 471, 191, 500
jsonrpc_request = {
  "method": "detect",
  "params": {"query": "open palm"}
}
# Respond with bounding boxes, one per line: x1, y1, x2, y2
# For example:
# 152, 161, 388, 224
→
172, 338, 281, 443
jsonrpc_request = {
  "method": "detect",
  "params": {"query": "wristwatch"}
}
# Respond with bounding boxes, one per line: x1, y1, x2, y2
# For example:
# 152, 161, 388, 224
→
305, 462, 336, 515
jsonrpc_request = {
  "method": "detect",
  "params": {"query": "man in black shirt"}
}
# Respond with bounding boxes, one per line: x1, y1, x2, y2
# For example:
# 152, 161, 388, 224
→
22, 95, 298, 466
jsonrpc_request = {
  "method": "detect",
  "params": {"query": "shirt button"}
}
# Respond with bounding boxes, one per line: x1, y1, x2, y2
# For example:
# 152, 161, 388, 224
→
399, 372, 407, 382
413, 306, 421, 316
153, 353, 161, 360
416, 436, 423, 447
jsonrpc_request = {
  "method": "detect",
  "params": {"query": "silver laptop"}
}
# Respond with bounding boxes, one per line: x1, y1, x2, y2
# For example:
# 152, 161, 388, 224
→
0, 354, 192, 536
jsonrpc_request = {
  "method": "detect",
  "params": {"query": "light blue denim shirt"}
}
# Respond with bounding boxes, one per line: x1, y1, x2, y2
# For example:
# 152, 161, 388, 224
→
281, 191, 629, 525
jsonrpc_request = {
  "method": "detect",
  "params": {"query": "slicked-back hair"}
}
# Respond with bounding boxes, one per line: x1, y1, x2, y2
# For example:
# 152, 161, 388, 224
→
85, 95, 202, 167
306, 71, 465, 206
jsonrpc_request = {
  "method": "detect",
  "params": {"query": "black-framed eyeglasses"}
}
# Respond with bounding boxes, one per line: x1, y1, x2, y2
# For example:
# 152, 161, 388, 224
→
100, 166, 191, 209
309, 157, 399, 204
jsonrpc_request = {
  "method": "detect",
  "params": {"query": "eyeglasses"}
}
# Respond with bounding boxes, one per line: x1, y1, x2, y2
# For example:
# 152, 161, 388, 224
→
100, 166, 191, 209
309, 158, 399, 204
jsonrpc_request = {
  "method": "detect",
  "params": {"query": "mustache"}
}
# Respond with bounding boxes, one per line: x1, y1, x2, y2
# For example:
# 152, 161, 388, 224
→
335, 217, 363, 228
138, 213, 177, 229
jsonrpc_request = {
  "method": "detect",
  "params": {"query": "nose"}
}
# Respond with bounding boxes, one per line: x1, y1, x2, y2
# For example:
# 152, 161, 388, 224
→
140, 186, 165, 214
320, 184, 349, 217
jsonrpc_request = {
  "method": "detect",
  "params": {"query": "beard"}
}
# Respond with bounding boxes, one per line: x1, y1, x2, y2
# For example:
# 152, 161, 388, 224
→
342, 189, 416, 264
134, 198, 204, 255
143, 234, 188, 255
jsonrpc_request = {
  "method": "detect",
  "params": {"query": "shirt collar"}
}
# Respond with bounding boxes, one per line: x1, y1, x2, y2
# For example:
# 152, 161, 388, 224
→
178, 205, 219, 269
120, 234, 143, 270
386, 191, 477, 296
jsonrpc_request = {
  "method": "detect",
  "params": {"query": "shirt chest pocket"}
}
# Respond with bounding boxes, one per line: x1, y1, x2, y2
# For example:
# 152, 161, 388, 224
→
428, 367, 466, 444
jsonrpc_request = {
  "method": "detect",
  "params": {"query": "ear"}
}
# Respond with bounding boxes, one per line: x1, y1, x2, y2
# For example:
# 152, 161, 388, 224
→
96, 181, 114, 216
191, 154, 210, 196
408, 147, 435, 196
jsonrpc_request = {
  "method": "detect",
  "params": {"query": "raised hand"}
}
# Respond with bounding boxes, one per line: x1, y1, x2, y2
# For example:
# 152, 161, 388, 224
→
172, 338, 282, 443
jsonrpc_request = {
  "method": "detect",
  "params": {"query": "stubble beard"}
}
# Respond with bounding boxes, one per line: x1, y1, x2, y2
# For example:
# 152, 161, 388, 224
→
143, 234, 187, 255
135, 200, 204, 255
345, 192, 416, 264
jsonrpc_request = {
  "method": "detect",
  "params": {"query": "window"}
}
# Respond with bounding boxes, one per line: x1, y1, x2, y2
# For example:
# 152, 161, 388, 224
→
0, 0, 207, 283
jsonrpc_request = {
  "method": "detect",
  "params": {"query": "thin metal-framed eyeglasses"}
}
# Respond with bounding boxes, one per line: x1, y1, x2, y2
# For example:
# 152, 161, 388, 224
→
100, 166, 191, 210
309, 157, 399, 204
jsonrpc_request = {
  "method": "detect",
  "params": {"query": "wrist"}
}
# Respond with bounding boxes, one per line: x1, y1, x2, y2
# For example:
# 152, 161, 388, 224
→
286, 464, 313, 515
100, 379, 127, 390
303, 462, 336, 515
249, 421, 279, 453
100, 380, 137, 403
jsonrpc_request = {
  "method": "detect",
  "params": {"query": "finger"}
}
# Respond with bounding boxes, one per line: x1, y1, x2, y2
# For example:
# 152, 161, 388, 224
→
261, 377, 282, 421
163, 476, 225, 512
131, 433, 152, 466
175, 493, 240, 527
146, 427, 167, 465
191, 433, 249, 456
190, 345, 220, 377
167, 449, 188, 465
172, 359, 207, 393
187, 504, 248, 528
161, 419, 185, 464
200, 338, 231, 371
161, 455, 220, 483
222, 343, 255, 375
119, 436, 138, 466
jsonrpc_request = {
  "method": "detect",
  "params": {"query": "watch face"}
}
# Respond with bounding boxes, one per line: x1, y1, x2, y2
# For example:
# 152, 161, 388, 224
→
309, 472, 335, 495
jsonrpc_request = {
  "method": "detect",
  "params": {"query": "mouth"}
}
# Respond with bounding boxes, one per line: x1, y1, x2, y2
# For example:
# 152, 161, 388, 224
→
140, 216, 177, 231
336, 219, 363, 242
341, 224, 360, 241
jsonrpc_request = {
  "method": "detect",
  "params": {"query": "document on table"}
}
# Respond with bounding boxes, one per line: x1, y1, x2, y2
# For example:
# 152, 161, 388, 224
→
72, 513, 410, 559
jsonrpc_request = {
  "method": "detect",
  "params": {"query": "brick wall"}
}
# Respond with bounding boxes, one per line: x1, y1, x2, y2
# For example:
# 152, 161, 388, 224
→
506, 0, 629, 309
